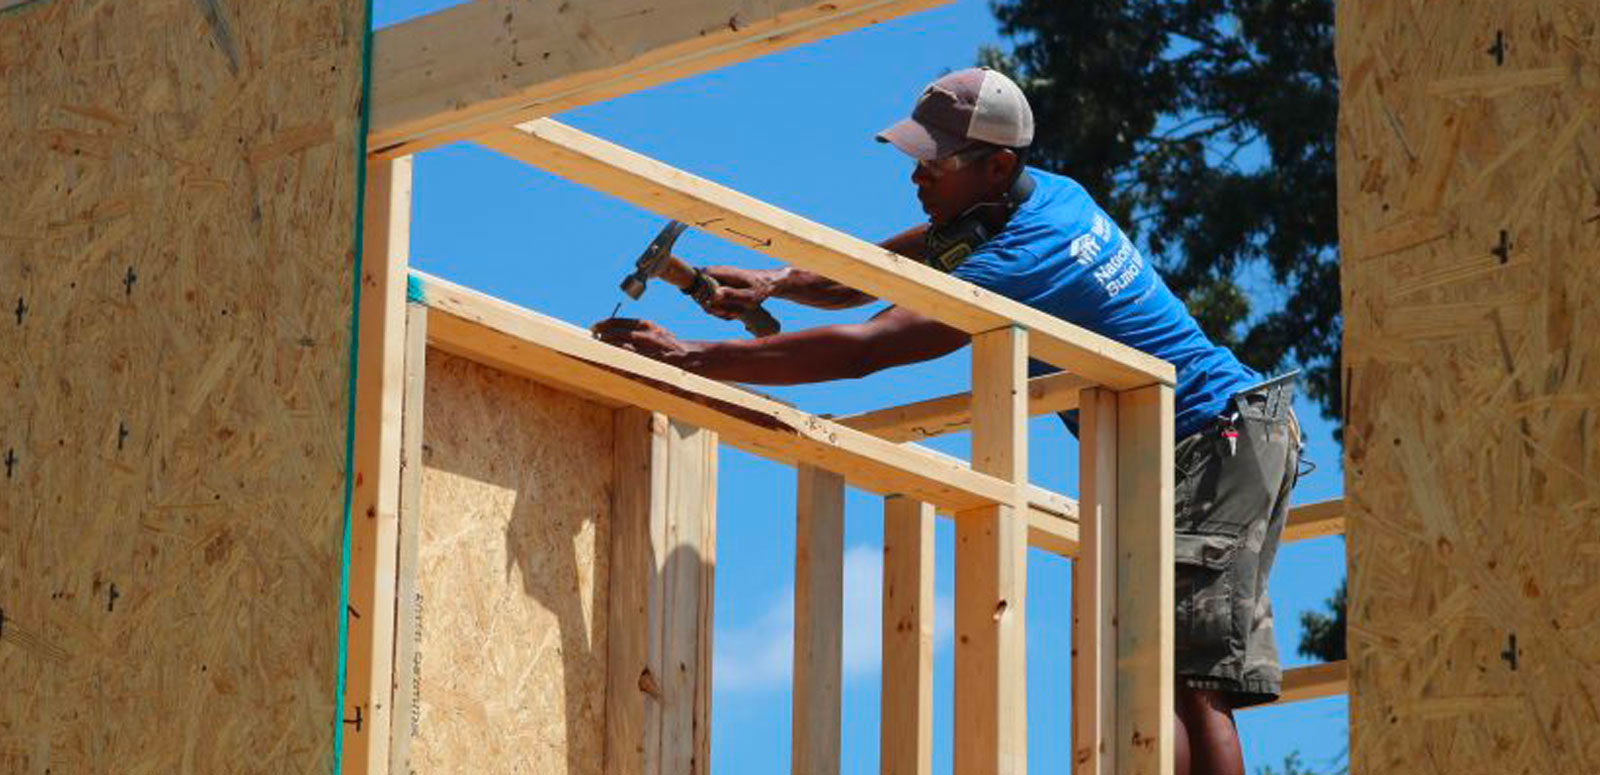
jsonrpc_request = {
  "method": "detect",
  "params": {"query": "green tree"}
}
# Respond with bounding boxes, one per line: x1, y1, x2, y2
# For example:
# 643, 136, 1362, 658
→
1255, 750, 1347, 775
1298, 576, 1346, 662
977, 0, 1342, 428
980, 9, 1349, 770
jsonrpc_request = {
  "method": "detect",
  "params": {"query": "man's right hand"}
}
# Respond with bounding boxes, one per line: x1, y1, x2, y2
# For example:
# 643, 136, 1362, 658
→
700, 266, 780, 320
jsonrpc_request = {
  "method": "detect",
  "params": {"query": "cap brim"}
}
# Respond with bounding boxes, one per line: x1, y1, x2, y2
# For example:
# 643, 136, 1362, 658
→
875, 117, 968, 161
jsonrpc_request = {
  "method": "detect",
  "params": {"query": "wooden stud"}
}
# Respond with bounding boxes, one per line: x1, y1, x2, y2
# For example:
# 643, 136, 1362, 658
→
693, 430, 719, 773
953, 326, 1029, 775
1267, 661, 1349, 706
1072, 387, 1117, 775
368, 0, 951, 158
606, 408, 663, 775
388, 304, 428, 774
344, 156, 413, 775
1282, 498, 1346, 543
474, 121, 1174, 390
794, 465, 846, 775
661, 417, 718, 773
854, 441, 1081, 558
623, 410, 655, 773
881, 496, 935, 775
836, 371, 1092, 443
1114, 385, 1174, 775
605, 410, 718, 774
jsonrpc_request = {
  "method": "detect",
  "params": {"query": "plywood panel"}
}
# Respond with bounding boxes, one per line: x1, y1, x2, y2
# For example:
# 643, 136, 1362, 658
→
409, 349, 614, 773
1338, 2, 1600, 771
0, 1, 365, 772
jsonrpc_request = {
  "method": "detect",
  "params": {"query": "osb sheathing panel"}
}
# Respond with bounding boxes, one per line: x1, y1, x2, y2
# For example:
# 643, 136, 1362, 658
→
410, 349, 613, 773
0, 0, 366, 772
1338, 1, 1600, 771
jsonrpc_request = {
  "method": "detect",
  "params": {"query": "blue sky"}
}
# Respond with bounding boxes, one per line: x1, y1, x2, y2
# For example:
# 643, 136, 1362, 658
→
372, 2, 1349, 772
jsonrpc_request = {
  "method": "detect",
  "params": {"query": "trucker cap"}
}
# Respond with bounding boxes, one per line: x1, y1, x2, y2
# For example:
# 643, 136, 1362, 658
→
877, 67, 1035, 160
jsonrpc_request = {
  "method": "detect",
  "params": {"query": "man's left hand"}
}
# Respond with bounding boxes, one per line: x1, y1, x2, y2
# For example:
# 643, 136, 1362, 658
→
592, 317, 692, 365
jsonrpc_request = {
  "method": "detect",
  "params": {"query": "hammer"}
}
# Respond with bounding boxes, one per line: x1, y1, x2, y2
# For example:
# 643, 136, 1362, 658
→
619, 220, 781, 338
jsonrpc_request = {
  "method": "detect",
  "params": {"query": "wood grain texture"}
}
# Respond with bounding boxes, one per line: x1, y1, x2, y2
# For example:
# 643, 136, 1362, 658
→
1272, 662, 1348, 707
369, 0, 950, 157
793, 465, 844, 775
1072, 388, 1117, 775
416, 272, 1083, 553
835, 371, 1091, 443
1114, 385, 1173, 775
417, 271, 1014, 512
653, 415, 717, 774
604, 409, 661, 775
0, 1, 365, 771
1339, 1, 1600, 771
881, 496, 934, 775
475, 120, 1175, 391
604, 409, 717, 775
953, 327, 1029, 775
345, 155, 413, 775
389, 305, 429, 774
408, 349, 614, 773
1281, 498, 1346, 544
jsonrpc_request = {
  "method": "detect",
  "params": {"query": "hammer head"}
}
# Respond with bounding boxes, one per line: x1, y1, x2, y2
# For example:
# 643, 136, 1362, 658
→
620, 220, 689, 299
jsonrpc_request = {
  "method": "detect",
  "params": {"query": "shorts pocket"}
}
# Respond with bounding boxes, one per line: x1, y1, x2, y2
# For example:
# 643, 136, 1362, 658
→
1173, 432, 1220, 530
1176, 532, 1239, 570
1175, 532, 1238, 666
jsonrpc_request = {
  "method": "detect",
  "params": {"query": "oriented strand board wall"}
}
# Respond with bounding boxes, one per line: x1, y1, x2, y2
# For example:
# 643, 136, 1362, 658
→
407, 349, 614, 773
1339, 2, 1600, 771
0, 0, 365, 772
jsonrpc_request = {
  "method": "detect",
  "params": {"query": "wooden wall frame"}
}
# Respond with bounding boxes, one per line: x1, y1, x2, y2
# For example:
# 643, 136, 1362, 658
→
346, 2, 1351, 772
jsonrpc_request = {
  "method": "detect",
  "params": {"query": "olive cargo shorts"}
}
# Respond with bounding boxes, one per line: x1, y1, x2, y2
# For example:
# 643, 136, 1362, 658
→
1173, 376, 1301, 708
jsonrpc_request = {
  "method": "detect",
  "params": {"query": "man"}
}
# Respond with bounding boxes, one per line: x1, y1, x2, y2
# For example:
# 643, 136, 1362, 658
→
594, 67, 1300, 775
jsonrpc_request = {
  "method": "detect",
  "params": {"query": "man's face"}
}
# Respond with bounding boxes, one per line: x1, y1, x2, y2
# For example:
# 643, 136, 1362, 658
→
910, 146, 1014, 226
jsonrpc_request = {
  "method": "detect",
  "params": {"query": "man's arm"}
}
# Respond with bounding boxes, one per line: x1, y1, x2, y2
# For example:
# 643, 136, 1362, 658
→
701, 224, 930, 314
592, 303, 966, 385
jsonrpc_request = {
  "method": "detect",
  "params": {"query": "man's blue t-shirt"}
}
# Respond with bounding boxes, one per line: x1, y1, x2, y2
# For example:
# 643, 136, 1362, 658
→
949, 168, 1262, 439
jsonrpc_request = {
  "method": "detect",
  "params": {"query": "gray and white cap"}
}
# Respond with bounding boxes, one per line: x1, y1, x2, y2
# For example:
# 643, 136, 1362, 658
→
876, 67, 1034, 160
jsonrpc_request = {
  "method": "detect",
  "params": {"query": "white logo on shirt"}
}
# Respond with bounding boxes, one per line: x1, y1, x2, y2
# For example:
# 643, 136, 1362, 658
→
1093, 241, 1145, 298
1070, 214, 1115, 266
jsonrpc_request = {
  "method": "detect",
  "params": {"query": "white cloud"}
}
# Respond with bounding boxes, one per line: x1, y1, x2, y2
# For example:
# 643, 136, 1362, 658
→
715, 544, 953, 694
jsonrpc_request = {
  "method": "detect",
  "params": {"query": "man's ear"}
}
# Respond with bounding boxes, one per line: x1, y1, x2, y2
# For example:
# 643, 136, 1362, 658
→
986, 148, 1018, 186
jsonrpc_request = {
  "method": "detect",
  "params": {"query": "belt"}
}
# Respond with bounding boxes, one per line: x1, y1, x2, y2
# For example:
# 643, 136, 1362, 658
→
1231, 371, 1298, 424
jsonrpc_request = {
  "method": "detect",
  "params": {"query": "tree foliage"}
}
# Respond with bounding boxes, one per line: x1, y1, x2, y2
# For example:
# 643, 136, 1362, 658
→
1298, 576, 1346, 662
978, 0, 1342, 427
1255, 750, 1348, 775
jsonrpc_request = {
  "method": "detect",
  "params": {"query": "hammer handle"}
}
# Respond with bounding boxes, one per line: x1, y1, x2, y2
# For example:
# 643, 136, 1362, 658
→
735, 300, 782, 338
695, 272, 782, 338
661, 255, 781, 338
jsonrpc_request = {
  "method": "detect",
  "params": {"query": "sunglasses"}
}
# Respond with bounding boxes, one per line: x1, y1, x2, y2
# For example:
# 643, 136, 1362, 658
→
916, 144, 1001, 179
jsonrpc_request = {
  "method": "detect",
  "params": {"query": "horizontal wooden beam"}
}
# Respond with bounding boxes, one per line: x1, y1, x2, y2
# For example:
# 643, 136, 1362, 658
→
834, 371, 1091, 442
1255, 661, 1348, 707
1283, 497, 1345, 543
369, 0, 949, 158
412, 273, 1079, 557
1023, 491, 1079, 559
474, 119, 1175, 391
908, 443, 1078, 558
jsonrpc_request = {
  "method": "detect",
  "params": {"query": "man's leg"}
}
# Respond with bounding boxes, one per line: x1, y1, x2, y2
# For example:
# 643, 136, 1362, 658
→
1175, 699, 1191, 775
1176, 685, 1243, 775
1172, 382, 1302, 775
